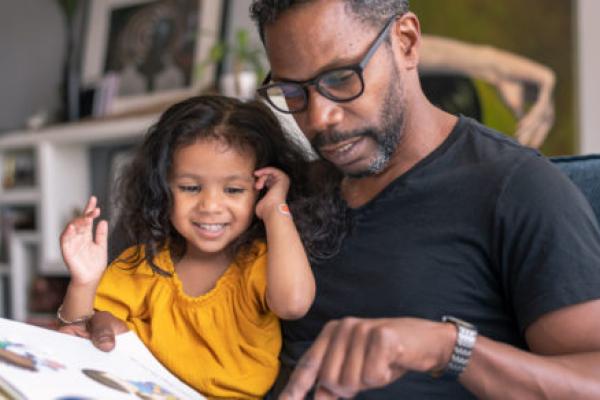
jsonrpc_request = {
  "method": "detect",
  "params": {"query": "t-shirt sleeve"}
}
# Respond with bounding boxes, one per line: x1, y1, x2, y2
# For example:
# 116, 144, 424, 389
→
94, 247, 150, 322
496, 155, 600, 331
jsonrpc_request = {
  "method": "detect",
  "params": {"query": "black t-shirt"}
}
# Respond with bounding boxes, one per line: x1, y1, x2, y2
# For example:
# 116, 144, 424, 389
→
275, 116, 600, 399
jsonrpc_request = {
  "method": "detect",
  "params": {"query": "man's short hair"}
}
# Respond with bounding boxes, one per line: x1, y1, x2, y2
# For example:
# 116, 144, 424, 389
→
250, 0, 410, 43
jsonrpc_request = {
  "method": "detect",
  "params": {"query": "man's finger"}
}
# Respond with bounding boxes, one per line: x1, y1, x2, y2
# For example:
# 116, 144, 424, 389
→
91, 328, 116, 352
281, 322, 336, 399
313, 384, 339, 400
339, 321, 369, 393
88, 311, 127, 352
318, 318, 359, 398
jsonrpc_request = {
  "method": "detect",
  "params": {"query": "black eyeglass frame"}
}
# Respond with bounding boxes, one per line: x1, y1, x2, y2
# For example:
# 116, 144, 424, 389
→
257, 14, 400, 114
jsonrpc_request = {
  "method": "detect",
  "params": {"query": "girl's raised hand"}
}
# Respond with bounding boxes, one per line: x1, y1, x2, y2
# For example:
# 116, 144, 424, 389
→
60, 196, 108, 286
254, 167, 291, 221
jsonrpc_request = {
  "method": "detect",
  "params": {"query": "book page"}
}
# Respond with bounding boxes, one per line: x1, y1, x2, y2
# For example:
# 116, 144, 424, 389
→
0, 317, 204, 399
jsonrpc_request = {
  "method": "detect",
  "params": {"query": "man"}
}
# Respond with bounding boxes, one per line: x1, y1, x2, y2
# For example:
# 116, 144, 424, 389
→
250, 0, 600, 398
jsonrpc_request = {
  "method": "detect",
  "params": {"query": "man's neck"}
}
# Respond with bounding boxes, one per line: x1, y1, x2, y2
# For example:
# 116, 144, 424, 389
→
341, 108, 458, 208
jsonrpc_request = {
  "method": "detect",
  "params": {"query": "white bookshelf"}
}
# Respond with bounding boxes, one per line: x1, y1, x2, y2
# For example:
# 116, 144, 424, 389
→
0, 262, 9, 318
0, 114, 158, 320
0, 188, 40, 204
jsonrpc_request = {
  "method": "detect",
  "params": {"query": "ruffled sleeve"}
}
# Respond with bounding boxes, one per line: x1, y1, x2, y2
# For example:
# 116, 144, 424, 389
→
94, 246, 156, 323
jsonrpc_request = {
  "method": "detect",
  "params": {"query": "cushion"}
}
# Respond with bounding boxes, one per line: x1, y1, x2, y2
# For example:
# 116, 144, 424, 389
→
551, 154, 600, 224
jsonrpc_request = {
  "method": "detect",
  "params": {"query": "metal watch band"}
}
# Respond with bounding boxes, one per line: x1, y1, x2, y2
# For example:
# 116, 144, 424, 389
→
441, 315, 478, 378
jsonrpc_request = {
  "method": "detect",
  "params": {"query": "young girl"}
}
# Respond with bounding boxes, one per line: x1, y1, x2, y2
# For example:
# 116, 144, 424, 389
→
57, 95, 348, 399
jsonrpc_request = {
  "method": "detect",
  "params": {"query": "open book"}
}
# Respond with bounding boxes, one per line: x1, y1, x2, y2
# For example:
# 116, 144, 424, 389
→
0, 317, 205, 399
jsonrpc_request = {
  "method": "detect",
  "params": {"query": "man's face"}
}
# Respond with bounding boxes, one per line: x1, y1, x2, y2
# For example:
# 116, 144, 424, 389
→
263, 1, 407, 178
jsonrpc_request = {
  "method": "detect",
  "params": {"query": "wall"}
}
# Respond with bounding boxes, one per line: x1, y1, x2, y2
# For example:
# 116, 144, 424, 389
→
578, 0, 600, 154
227, 0, 259, 43
1, 0, 599, 150
0, 1, 64, 132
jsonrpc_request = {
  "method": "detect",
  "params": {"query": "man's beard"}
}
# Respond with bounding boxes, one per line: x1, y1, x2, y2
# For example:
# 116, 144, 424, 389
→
311, 70, 405, 178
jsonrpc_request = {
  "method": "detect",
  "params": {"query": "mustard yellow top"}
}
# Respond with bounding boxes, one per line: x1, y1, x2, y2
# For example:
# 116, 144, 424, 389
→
94, 242, 281, 399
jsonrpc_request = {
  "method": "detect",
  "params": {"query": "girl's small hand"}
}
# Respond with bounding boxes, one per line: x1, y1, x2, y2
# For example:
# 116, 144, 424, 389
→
254, 167, 291, 220
60, 196, 108, 287
57, 323, 91, 339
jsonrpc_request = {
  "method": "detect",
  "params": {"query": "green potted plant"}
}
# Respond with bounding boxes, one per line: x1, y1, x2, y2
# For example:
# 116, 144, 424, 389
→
199, 29, 266, 99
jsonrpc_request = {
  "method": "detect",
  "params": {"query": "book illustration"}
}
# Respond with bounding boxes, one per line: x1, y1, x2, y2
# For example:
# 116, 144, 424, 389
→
0, 374, 27, 400
0, 339, 66, 372
0, 318, 204, 400
81, 369, 178, 399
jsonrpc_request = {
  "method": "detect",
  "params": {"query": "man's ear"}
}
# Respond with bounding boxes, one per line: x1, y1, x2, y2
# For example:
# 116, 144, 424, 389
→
393, 12, 421, 70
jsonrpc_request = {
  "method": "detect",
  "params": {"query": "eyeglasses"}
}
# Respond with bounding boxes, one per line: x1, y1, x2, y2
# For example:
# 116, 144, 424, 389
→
257, 14, 399, 114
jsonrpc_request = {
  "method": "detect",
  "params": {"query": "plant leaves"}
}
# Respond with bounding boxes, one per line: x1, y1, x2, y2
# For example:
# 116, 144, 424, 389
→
55, 0, 79, 18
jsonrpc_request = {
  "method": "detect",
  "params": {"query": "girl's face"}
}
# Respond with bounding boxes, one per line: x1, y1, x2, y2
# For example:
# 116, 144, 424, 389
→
169, 138, 258, 259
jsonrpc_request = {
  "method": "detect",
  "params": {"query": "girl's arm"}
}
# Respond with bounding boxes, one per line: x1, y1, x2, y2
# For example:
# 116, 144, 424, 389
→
255, 167, 316, 320
58, 196, 108, 326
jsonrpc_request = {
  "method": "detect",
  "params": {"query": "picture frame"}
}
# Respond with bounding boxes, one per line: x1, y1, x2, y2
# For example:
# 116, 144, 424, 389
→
82, 0, 223, 116
412, 0, 575, 155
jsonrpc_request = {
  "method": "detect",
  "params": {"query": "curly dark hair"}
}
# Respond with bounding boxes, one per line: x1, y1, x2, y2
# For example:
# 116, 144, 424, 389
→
113, 95, 349, 275
250, 0, 410, 42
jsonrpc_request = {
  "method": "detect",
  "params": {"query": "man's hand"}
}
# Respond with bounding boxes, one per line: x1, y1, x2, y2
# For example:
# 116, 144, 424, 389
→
280, 317, 456, 400
58, 311, 129, 352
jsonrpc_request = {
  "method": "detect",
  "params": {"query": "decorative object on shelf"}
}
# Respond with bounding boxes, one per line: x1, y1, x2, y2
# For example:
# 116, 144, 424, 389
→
56, 0, 88, 122
0, 207, 36, 231
199, 29, 266, 99
0, 210, 15, 263
25, 110, 51, 131
1, 150, 35, 189
82, 0, 223, 116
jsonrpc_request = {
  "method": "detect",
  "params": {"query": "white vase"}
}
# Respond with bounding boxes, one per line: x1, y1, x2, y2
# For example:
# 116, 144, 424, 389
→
219, 71, 257, 99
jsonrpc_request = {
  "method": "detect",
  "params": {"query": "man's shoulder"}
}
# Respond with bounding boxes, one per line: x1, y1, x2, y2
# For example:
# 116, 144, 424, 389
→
452, 116, 540, 168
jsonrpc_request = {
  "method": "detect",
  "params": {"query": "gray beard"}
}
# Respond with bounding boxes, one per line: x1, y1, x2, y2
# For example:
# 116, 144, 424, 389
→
312, 70, 405, 179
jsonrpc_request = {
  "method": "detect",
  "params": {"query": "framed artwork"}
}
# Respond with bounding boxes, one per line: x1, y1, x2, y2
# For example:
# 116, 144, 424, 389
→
82, 0, 223, 115
412, 0, 576, 155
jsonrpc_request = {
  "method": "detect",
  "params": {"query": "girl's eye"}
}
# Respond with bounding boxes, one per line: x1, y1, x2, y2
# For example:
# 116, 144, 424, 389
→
179, 185, 200, 193
225, 187, 246, 194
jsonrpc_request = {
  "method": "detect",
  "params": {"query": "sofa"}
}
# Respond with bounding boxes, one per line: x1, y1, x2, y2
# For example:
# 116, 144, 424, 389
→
551, 154, 600, 224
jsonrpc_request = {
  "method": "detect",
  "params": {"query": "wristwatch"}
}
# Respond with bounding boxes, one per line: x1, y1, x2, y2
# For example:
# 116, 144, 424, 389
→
436, 315, 478, 378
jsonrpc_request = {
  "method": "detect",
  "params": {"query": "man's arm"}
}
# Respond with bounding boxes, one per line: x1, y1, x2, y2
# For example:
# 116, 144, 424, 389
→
464, 299, 600, 399
280, 299, 600, 399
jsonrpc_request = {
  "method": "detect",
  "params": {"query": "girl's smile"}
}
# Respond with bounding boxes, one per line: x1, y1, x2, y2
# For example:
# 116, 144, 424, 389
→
169, 138, 258, 259
191, 222, 227, 239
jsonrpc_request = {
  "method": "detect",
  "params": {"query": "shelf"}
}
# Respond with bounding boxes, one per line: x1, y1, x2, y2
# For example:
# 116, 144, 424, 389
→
11, 230, 39, 244
0, 113, 159, 148
0, 187, 40, 204
0, 115, 155, 322
40, 260, 69, 276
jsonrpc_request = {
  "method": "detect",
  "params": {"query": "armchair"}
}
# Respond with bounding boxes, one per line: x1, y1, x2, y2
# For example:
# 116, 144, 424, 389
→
551, 154, 600, 224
